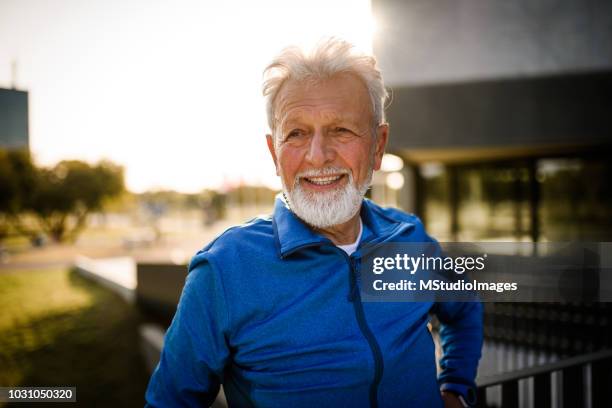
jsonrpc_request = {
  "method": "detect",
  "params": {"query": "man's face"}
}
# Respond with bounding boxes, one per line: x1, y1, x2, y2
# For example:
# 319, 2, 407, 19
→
266, 73, 388, 228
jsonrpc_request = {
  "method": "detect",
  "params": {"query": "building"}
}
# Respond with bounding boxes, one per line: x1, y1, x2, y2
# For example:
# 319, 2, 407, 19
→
369, 1, 612, 404
0, 87, 29, 150
371, 0, 612, 243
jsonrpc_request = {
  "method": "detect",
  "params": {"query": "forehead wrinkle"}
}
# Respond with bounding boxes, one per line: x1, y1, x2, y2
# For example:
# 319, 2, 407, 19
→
279, 106, 356, 129
273, 75, 373, 132
277, 97, 369, 128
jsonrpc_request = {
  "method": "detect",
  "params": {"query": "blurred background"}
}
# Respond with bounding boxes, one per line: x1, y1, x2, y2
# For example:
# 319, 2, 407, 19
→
1, 0, 611, 407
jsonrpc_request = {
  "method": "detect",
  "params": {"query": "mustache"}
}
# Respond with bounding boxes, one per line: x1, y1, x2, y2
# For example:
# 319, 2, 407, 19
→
294, 167, 351, 180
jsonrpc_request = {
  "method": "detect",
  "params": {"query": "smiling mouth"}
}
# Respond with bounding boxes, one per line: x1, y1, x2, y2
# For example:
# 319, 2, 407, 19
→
302, 174, 347, 186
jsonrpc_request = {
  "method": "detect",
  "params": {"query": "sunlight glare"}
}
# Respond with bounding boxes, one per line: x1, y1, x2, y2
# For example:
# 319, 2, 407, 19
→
0, 0, 376, 192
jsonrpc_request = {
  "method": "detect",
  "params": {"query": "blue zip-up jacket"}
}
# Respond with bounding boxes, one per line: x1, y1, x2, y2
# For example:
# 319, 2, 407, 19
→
145, 198, 483, 407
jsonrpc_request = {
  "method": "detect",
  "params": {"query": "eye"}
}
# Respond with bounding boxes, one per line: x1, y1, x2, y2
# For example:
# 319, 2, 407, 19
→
332, 127, 355, 136
285, 129, 304, 139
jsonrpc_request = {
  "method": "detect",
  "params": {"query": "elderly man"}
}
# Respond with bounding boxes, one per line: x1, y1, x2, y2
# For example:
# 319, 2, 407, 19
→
145, 38, 482, 408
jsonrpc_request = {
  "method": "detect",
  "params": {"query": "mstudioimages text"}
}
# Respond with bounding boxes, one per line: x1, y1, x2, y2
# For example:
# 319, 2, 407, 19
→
372, 279, 518, 293
371, 253, 487, 275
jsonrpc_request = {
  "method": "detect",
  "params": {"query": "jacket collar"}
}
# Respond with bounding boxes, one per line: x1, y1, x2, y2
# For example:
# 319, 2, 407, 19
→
272, 195, 414, 258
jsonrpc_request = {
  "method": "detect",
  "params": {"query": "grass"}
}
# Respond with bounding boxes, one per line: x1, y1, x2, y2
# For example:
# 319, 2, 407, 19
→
0, 268, 150, 407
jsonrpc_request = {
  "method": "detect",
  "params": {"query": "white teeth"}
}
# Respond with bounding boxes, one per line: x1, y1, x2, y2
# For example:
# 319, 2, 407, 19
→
305, 175, 343, 185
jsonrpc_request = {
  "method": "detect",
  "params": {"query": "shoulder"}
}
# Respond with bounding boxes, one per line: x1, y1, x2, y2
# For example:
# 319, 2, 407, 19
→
189, 215, 276, 271
364, 200, 433, 241
206, 215, 274, 251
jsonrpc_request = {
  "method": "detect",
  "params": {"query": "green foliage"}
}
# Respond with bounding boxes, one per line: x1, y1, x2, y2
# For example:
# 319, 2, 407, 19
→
31, 160, 124, 215
0, 149, 125, 243
28, 160, 125, 242
0, 150, 37, 240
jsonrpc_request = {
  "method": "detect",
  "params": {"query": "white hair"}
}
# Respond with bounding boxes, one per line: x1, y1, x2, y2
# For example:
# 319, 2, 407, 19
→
262, 37, 388, 134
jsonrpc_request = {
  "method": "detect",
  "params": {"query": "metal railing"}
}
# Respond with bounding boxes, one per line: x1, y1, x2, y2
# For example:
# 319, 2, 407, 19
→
476, 349, 612, 407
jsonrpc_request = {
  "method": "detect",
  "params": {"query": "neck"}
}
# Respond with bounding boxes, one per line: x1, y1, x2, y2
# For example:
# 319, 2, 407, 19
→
313, 211, 361, 246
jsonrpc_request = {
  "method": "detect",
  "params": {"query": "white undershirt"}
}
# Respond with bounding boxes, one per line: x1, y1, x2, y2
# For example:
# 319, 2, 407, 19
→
337, 218, 363, 255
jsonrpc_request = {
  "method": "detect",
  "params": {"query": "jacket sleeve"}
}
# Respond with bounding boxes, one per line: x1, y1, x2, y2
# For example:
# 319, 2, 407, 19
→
432, 300, 483, 405
145, 253, 231, 407
417, 225, 482, 405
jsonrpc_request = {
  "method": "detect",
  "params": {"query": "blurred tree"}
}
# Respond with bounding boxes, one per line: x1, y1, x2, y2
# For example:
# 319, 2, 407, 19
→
0, 149, 37, 242
28, 160, 125, 242
200, 189, 227, 226
0, 153, 125, 244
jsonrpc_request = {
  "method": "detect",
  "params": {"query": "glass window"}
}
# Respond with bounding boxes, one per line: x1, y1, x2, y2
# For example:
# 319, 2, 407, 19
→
456, 164, 531, 242
420, 156, 612, 242
539, 158, 612, 241
421, 162, 451, 241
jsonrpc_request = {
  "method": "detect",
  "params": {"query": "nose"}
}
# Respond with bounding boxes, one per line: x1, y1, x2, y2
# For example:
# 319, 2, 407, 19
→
305, 130, 334, 167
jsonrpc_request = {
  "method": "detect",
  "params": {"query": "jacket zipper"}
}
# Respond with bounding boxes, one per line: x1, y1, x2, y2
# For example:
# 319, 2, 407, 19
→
283, 224, 415, 407
341, 250, 384, 408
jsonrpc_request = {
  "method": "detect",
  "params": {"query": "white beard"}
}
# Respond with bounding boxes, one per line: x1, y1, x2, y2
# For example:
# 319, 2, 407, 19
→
282, 166, 372, 229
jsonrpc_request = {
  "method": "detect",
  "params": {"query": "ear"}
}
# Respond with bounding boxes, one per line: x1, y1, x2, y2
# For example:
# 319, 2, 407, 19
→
372, 124, 389, 171
266, 134, 280, 176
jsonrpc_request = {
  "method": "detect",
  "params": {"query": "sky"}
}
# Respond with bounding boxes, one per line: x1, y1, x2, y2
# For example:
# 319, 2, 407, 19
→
0, 0, 376, 192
